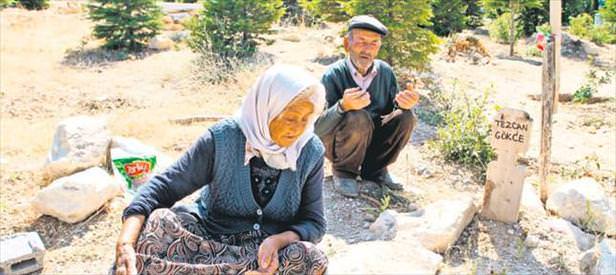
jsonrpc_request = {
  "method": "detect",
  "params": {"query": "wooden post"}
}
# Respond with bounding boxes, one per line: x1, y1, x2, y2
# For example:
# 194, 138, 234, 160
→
550, 0, 561, 112
539, 1, 561, 202
481, 108, 533, 224
539, 40, 555, 202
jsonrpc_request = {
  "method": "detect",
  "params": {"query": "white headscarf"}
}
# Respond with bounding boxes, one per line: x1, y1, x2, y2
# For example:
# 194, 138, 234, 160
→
235, 64, 326, 171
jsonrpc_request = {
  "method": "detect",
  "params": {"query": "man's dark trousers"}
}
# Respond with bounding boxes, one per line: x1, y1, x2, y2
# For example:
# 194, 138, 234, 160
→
317, 109, 416, 180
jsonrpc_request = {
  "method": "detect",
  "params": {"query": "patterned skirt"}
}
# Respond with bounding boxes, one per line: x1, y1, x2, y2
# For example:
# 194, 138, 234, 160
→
131, 208, 328, 275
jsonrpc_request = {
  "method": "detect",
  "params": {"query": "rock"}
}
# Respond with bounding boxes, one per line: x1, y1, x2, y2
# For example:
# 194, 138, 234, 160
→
396, 196, 478, 253
159, 2, 201, 14
328, 240, 442, 274
525, 235, 540, 248
32, 167, 121, 223
546, 178, 616, 235
169, 31, 190, 42
598, 238, 616, 275
315, 234, 346, 258
507, 229, 515, 235
47, 116, 110, 166
582, 41, 600, 56
169, 12, 190, 23
148, 35, 175, 51
579, 248, 600, 275
282, 34, 301, 42
544, 218, 596, 251
520, 180, 546, 216
0, 232, 45, 274
162, 15, 173, 24
369, 210, 398, 241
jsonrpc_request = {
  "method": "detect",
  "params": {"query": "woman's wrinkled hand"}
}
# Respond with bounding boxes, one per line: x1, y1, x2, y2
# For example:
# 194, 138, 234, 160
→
255, 237, 281, 275
115, 242, 137, 275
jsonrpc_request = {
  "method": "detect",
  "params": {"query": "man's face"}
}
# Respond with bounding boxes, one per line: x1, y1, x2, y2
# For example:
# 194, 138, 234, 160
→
344, 29, 382, 73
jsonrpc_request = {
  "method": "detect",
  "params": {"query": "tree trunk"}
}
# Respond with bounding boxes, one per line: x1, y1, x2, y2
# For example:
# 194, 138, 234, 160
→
509, 1, 516, 56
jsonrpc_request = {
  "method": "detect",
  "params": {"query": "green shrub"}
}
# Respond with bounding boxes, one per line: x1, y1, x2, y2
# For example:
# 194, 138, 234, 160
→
300, 0, 349, 23
489, 12, 521, 43
429, 86, 495, 171
519, 0, 549, 36
19, 0, 48, 10
188, 0, 284, 61
346, 0, 440, 70
525, 45, 542, 57
573, 69, 614, 103
590, 24, 616, 45
600, 0, 616, 25
88, 0, 162, 51
0, 0, 15, 9
431, 0, 468, 36
569, 13, 593, 38
463, 0, 484, 29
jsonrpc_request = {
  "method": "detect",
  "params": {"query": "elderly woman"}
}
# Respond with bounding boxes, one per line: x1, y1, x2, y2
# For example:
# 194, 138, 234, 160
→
114, 65, 328, 275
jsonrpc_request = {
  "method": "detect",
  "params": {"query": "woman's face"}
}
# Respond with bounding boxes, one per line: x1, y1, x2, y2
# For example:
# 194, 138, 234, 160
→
269, 98, 314, 148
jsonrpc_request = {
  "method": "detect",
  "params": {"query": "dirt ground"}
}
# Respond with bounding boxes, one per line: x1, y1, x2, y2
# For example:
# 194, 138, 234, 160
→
1, 3, 615, 274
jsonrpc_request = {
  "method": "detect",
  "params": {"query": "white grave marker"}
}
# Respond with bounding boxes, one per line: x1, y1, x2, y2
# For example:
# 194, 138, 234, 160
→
481, 108, 533, 223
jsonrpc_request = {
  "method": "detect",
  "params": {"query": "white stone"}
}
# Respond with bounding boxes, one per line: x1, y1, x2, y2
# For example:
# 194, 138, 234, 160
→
369, 210, 398, 241
525, 235, 540, 248
543, 218, 596, 251
0, 232, 45, 274
520, 180, 546, 216
396, 196, 478, 253
148, 35, 174, 51
598, 238, 616, 275
327, 240, 442, 274
546, 178, 616, 235
579, 248, 600, 275
47, 116, 110, 165
32, 167, 121, 223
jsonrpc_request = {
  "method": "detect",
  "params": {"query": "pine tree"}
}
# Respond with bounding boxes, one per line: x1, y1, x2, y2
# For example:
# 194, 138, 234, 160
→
482, 0, 541, 56
19, 0, 48, 10
431, 0, 468, 36
188, 0, 284, 61
299, 0, 350, 23
464, 0, 484, 28
88, 0, 162, 51
345, 0, 440, 70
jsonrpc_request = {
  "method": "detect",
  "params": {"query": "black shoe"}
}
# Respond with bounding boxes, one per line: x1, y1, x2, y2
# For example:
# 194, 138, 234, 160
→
333, 176, 359, 198
365, 172, 404, 191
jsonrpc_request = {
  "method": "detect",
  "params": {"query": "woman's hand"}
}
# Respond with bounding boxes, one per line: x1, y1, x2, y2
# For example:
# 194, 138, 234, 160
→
256, 237, 281, 274
115, 242, 137, 275
115, 215, 145, 275
253, 231, 300, 274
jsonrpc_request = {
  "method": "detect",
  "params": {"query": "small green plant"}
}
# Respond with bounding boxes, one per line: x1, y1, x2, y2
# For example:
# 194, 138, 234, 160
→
515, 237, 525, 259
0, 0, 15, 9
579, 200, 598, 230
569, 13, 593, 38
573, 69, 613, 103
559, 154, 601, 180
570, 13, 616, 45
429, 86, 496, 173
88, 0, 163, 51
188, 0, 285, 62
590, 24, 616, 45
489, 13, 521, 44
18, 0, 48, 10
525, 45, 542, 57
379, 194, 391, 213
573, 85, 594, 103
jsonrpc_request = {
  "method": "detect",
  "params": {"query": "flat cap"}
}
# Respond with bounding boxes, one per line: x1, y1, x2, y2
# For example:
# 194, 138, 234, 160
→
348, 15, 388, 36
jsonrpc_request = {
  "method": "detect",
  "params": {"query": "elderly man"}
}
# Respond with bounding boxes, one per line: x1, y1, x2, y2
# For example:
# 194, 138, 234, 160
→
315, 15, 419, 198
